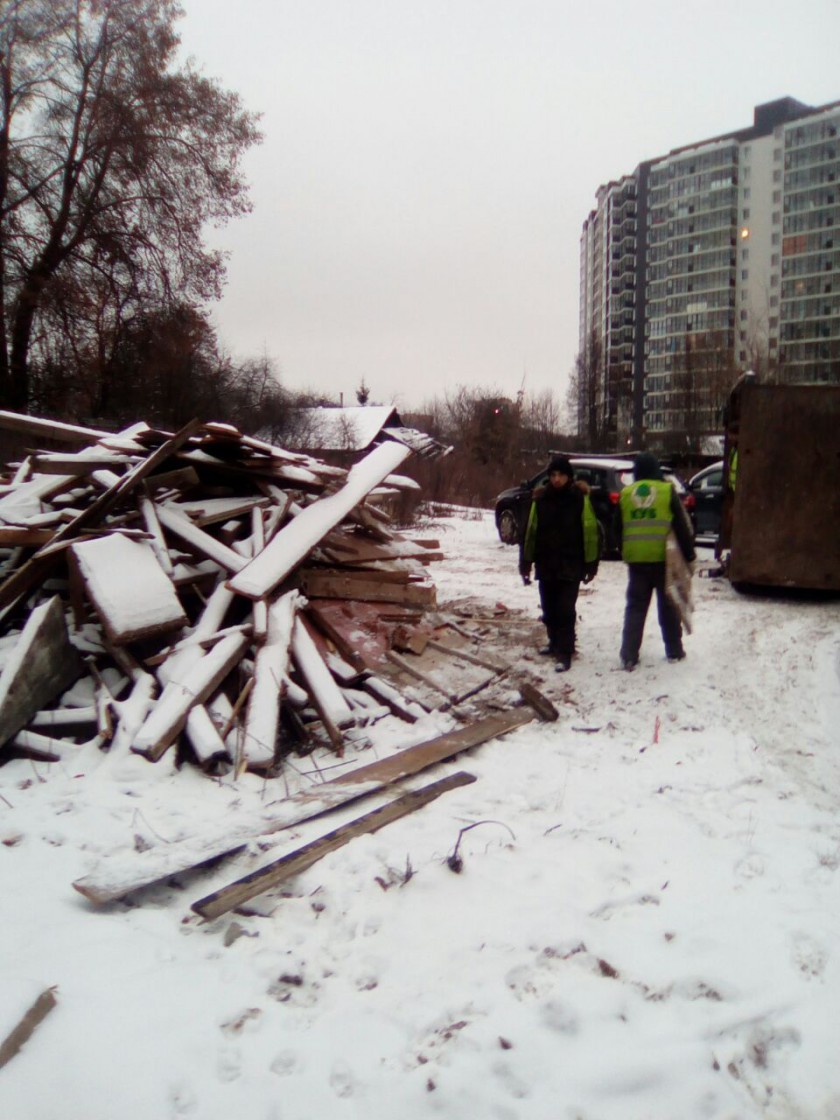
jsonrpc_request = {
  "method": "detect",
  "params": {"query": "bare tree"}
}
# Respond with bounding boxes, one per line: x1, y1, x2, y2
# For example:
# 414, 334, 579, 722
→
0, 0, 261, 410
665, 331, 737, 454
520, 387, 565, 457
567, 330, 607, 449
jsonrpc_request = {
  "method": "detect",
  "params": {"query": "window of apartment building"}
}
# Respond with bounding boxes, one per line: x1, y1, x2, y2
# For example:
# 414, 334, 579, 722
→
741, 248, 749, 260
770, 295, 779, 308
741, 269, 749, 281
771, 253, 779, 267
772, 211, 780, 224
773, 169, 781, 182
770, 316, 778, 329
773, 190, 781, 204
771, 275, 779, 286
740, 309, 748, 321
772, 232, 780, 245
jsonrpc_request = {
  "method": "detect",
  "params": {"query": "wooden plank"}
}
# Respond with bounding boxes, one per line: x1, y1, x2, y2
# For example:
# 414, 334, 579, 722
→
30, 452, 133, 475
304, 600, 388, 670
291, 614, 354, 751
131, 631, 250, 762
241, 590, 301, 770
72, 709, 533, 905
227, 441, 411, 601
426, 637, 507, 673
191, 771, 477, 921
155, 504, 248, 573
142, 465, 201, 493
0, 409, 108, 443
310, 708, 533, 789
0, 527, 54, 547
385, 648, 454, 702
0, 596, 84, 749
69, 534, 188, 645
0, 988, 58, 1070
0, 419, 202, 613
301, 565, 412, 586
300, 571, 435, 605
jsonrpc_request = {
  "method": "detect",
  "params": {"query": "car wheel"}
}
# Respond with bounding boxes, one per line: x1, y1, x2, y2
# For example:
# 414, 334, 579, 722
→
497, 509, 519, 545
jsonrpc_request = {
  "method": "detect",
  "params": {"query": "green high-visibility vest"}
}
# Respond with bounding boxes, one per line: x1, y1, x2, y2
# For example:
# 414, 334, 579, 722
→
620, 479, 673, 562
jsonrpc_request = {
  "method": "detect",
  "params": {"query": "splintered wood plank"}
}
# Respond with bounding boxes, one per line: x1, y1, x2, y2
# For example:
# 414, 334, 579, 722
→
227, 441, 411, 600
305, 599, 422, 671
69, 534, 188, 645
72, 709, 533, 905
191, 771, 477, 921
0, 596, 83, 749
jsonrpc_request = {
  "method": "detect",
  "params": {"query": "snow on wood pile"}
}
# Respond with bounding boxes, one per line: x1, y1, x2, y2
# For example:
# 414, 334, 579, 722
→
0, 412, 456, 776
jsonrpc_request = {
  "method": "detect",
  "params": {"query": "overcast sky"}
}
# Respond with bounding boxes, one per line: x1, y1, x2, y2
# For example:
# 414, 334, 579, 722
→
177, 0, 839, 412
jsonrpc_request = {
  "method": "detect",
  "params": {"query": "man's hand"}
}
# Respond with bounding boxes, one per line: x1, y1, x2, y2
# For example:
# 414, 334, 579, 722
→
519, 564, 531, 586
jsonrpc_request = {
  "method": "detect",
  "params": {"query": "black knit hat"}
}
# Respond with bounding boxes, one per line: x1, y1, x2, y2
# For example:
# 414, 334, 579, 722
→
633, 452, 662, 481
548, 455, 574, 478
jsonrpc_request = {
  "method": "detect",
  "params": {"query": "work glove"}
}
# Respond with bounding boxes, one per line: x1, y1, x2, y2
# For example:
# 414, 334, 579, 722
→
583, 563, 598, 584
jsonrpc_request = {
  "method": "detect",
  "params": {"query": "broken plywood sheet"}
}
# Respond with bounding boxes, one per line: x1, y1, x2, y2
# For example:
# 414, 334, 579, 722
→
69, 534, 188, 645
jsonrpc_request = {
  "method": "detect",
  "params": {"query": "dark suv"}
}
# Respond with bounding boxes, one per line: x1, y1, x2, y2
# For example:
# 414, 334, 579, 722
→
494, 455, 694, 557
686, 460, 724, 540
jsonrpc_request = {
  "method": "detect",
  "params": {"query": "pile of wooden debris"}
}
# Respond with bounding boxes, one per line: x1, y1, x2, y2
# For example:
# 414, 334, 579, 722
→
0, 410, 500, 776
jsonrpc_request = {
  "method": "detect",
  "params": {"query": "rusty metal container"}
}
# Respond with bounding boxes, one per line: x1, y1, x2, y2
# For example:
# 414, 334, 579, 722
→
720, 379, 840, 590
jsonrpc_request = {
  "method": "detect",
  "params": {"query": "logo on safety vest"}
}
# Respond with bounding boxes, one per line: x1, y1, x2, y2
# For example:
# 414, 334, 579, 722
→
630, 482, 657, 520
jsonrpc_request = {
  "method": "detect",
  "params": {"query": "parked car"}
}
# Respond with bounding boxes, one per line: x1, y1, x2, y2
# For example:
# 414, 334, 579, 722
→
687, 460, 724, 540
494, 455, 695, 557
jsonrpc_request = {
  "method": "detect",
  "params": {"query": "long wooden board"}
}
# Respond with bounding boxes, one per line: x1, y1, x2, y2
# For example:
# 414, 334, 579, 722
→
191, 771, 476, 921
72, 708, 533, 904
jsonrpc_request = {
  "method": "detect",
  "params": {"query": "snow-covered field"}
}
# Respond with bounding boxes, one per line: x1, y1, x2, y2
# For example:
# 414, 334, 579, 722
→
2, 508, 839, 1120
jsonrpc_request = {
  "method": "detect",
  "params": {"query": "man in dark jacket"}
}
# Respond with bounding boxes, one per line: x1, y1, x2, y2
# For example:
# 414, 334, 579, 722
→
618, 452, 696, 670
519, 455, 600, 672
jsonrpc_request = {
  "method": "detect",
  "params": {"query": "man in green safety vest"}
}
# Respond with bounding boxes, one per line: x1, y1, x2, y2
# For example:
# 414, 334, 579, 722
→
618, 452, 695, 670
519, 455, 601, 673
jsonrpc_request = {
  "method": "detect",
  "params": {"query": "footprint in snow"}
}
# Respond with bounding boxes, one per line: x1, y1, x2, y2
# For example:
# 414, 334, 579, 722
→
329, 1059, 360, 1098
168, 1081, 198, 1116
790, 932, 827, 979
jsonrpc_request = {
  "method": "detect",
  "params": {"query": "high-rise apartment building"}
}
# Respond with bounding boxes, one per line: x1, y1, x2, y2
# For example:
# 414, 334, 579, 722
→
579, 97, 840, 450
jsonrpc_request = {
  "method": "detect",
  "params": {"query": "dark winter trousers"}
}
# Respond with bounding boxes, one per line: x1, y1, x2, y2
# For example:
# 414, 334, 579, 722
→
620, 562, 684, 662
538, 576, 580, 658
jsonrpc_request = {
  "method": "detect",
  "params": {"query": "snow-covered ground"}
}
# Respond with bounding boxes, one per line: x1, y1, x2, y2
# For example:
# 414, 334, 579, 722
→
2, 508, 839, 1120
